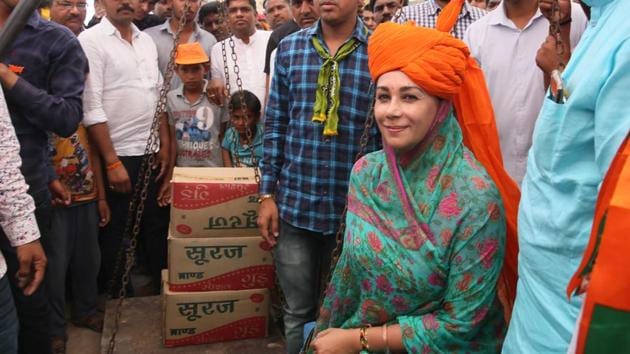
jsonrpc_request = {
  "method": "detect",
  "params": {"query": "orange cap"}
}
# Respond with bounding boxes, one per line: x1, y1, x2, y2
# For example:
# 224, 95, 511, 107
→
175, 42, 209, 65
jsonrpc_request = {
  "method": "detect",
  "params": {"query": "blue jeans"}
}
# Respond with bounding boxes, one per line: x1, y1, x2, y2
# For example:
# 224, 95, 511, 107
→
0, 275, 18, 354
47, 202, 101, 337
273, 219, 336, 354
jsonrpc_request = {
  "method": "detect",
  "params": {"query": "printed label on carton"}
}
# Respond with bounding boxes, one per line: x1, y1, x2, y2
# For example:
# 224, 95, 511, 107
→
162, 284, 269, 347
168, 236, 275, 291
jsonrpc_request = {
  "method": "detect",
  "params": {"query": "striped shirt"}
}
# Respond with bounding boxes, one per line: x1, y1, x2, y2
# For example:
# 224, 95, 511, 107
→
261, 19, 381, 234
396, 0, 486, 40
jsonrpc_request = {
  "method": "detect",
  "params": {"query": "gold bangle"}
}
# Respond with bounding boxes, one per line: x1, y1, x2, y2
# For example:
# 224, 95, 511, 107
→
257, 194, 274, 203
359, 326, 370, 351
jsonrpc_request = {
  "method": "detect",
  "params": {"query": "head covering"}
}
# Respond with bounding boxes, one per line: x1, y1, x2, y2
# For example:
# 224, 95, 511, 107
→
368, 21, 521, 310
175, 42, 209, 65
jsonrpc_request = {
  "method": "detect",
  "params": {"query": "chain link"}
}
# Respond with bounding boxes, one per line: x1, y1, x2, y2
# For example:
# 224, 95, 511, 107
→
548, 0, 565, 100
550, 0, 565, 72
218, 2, 261, 183
220, 0, 372, 328
317, 88, 376, 309
106, 2, 191, 352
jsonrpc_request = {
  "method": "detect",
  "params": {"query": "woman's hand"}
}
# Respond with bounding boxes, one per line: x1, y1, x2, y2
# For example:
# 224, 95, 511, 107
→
311, 328, 360, 354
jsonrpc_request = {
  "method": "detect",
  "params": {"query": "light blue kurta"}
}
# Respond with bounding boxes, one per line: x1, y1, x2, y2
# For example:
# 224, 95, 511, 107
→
503, 0, 630, 353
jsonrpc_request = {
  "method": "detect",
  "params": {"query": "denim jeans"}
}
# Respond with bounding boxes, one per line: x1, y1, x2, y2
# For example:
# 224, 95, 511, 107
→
0, 275, 18, 354
273, 219, 336, 354
0, 196, 53, 354
46, 201, 101, 338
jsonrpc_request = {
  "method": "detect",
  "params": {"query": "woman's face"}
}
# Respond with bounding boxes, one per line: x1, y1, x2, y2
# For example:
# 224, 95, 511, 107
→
374, 71, 440, 153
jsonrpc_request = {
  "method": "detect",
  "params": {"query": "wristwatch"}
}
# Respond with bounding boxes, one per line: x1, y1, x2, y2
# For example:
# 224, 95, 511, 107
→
258, 194, 274, 203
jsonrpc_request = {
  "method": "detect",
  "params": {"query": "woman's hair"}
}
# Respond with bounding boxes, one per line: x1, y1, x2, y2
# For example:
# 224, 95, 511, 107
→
229, 90, 261, 122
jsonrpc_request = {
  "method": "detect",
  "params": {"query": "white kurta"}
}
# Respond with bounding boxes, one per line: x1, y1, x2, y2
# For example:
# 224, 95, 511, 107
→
210, 30, 272, 108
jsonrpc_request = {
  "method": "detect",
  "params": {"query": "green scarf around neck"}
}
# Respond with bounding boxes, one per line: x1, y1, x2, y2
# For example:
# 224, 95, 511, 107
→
311, 35, 361, 136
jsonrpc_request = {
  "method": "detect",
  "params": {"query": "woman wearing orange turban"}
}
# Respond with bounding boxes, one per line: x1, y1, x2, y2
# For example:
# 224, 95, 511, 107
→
309, 19, 520, 354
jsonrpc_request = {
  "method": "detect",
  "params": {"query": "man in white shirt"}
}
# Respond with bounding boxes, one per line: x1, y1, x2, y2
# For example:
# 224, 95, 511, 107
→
209, 0, 271, 106
79, 0, 171, 295
464, 0, 587, 185
145, 0, 217, 89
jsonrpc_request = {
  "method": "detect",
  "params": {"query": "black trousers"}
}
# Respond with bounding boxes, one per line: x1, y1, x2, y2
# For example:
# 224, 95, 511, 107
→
0, 196, 52, 354
98, 155, 170, 295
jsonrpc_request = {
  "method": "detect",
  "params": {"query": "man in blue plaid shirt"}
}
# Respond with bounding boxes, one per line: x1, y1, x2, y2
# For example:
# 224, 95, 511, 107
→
257, 0, 380, 350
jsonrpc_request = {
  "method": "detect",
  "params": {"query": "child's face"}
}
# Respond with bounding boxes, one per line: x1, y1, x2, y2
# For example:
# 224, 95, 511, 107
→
230, 108, 257, 134
176, 63, 208, 90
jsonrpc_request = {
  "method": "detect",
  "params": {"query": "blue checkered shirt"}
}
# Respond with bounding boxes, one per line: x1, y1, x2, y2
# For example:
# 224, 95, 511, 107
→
261, 19, 380, 234
396, 0, 486, 40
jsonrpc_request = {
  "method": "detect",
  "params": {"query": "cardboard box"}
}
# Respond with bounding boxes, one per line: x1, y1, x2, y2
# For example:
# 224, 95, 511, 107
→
171, 167, 260, 238
162, 270, 269, 347
168, 236, 274, 292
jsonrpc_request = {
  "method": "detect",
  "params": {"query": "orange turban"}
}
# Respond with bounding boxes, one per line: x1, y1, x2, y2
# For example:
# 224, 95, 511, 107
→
368, 23, 469, 100
368, 21, 521, 313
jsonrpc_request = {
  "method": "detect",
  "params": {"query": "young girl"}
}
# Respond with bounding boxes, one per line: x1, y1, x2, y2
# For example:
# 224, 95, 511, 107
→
221, 90, 264, 167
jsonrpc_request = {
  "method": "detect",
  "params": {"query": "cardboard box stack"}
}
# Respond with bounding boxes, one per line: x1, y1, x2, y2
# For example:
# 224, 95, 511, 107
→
163, 168, 274, 347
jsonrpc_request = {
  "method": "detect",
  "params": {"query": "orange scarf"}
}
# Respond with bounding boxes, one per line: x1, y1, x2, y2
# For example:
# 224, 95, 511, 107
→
436, 0, 466, 33
368, 22, 520, 309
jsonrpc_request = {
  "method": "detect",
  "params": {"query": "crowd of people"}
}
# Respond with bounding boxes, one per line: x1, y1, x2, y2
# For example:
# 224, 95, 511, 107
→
0, 0, 628, 353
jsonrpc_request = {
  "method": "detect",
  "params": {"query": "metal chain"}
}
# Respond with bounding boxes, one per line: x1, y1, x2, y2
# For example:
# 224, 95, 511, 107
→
550, 0, 565, 72
219, 0, 373, 327
218, 2, 261, 182
317, 89, 376, 309
106, 2, 191, 352
549, 0, 565, 101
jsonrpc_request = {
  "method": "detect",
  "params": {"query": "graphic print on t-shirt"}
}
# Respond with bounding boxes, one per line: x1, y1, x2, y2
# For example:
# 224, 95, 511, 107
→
51, 126, 97, 202
173, 106, 222, 166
